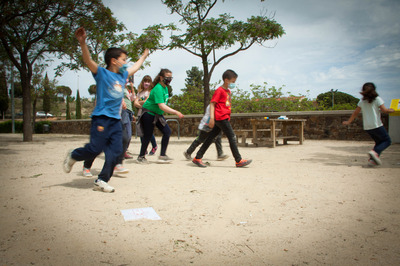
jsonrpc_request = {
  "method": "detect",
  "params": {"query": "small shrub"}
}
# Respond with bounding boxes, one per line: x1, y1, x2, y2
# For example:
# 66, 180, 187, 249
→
0, 120, 23, 133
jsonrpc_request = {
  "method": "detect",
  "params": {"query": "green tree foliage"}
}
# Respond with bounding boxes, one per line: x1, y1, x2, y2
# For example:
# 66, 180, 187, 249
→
31, 64, 46, 124
66, 95, 71, 120
75, 90, 82, 119
56, 85, 72, 101
231, 83, 316, 113
158, 0, 285, 111
169, 91, 205, 114
0, 64, 9, 119
169, 66, 209, 114
12, 82, 23, 98
183, 66, 204, 94
316, 91, 359, 110
88, 84, 96, 103
0, 0, 126, 141
42, 73, 53, 117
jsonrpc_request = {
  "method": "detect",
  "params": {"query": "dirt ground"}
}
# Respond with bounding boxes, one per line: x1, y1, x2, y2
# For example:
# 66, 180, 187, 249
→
0, 133, 399, 266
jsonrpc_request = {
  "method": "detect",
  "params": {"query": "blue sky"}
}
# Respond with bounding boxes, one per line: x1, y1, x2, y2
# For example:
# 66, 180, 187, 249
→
49, 0, 400, 105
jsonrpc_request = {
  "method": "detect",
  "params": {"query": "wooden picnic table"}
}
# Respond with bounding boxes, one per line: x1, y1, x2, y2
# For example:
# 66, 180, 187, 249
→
251, 118, 306, 147
235, 118, 306, 147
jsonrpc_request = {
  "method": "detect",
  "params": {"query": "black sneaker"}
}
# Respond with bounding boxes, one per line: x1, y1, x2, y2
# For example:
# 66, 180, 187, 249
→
183, 151, 191, 160
136, 156, 148, 164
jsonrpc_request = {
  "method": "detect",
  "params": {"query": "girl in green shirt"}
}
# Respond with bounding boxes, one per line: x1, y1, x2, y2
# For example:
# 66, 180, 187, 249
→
137, 69, 184, 164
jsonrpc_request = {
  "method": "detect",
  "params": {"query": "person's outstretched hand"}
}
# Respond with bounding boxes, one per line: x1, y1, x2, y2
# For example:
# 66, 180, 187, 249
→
75, 27, 87, 43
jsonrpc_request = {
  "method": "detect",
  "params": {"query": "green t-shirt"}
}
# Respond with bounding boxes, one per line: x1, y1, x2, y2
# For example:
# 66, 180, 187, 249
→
142, 83, 169, 115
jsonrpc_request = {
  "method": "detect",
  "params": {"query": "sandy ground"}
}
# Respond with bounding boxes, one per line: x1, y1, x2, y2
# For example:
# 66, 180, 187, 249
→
0, 133, 399, 266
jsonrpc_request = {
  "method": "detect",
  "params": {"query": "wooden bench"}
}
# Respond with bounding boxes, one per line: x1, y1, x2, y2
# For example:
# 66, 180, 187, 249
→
234, 129, 251, 146
234, 129, 281, 147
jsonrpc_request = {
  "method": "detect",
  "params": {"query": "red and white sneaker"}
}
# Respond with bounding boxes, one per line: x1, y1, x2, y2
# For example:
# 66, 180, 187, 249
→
368, 150, 382, 165
124, 152, 133, 159
367, 158, 378, 167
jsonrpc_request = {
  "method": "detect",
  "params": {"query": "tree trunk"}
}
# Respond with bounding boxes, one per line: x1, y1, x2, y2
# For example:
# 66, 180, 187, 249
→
32, 96, 37, 134
202, 56, 210, 112
21, 72, 33, 141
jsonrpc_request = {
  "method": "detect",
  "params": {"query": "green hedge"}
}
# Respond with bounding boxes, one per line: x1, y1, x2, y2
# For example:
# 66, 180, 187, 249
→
0, 120, 51, 133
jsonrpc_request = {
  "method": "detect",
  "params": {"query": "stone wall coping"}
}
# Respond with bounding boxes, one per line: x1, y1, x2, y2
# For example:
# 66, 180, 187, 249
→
49, 110, 356, 122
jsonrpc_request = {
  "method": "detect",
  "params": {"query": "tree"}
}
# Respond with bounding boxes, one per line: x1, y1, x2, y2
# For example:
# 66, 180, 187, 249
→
183, 66, 203, 94
56, 85, 72, 101
169, 67, 216, 114
31, 63, 46, 126
66, 95, 71, 120
316, 91, 359, 110
0, 0, 126, 141
75, 89, 82, 119
159, 0, 285, 110
0, 64, 9, 119
12, 82, 23, 98
88, 84, 96, 104
42, 73, 52, 117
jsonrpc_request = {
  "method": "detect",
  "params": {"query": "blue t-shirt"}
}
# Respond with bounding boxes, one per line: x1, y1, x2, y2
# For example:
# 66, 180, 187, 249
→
91, 67, 128, 119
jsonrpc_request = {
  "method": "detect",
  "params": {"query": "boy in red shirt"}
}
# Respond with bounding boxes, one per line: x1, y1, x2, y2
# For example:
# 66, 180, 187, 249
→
192, 69, 252, 168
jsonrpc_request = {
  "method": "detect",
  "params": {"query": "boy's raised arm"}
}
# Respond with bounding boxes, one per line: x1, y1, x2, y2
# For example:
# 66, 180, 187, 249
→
128, 49, 150, 77
75, 27, 98, 74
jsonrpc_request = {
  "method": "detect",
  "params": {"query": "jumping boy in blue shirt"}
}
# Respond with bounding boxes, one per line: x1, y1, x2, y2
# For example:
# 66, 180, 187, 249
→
63, 27, 149, 192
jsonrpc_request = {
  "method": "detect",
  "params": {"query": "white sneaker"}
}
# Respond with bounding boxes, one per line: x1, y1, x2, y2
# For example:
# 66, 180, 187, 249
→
157, 155, 173, 164
83, 167, 93, 177
63, 150, 76, 173
93, 179, 115, 193
114, 164, 129, 174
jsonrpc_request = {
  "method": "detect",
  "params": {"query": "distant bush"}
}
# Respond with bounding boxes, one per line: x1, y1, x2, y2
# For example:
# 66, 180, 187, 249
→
0, 120, 23, 133
0, 120, 51, 133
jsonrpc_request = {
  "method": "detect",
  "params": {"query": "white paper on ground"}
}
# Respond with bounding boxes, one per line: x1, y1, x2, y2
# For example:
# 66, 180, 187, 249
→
120, 207, 162, 221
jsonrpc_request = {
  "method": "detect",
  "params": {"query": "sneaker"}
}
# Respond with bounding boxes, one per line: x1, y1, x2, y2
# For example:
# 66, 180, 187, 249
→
149, 146, 158, 156
192, 157, 207, 168
93, 179, 115, 193
368, 150, 382, 165
83, 167, 93, 177
368, 158, 378, 167
124, 152, 133, 159
236, 159, 252, 168
136, 156, 148, 164
114, 164, 129, 174
63, 150, 76, 173
183, 151, 191, 160
217, 154, 229, 161
157, 155, 173, 164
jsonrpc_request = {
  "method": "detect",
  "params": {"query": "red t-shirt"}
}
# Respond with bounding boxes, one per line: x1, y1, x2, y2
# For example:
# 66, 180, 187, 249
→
211, 86, 232, 121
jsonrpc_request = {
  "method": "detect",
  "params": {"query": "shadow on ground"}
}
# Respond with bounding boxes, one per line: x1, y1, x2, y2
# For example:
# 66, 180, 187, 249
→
308, 144, 400, 168
46, 178, 94, 190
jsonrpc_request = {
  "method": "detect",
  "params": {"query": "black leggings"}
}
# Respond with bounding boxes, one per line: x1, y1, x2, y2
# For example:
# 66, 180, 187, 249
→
139, 112, 171, 157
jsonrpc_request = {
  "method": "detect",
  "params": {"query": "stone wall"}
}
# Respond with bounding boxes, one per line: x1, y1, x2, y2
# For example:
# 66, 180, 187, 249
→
49, 111, 389, 141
